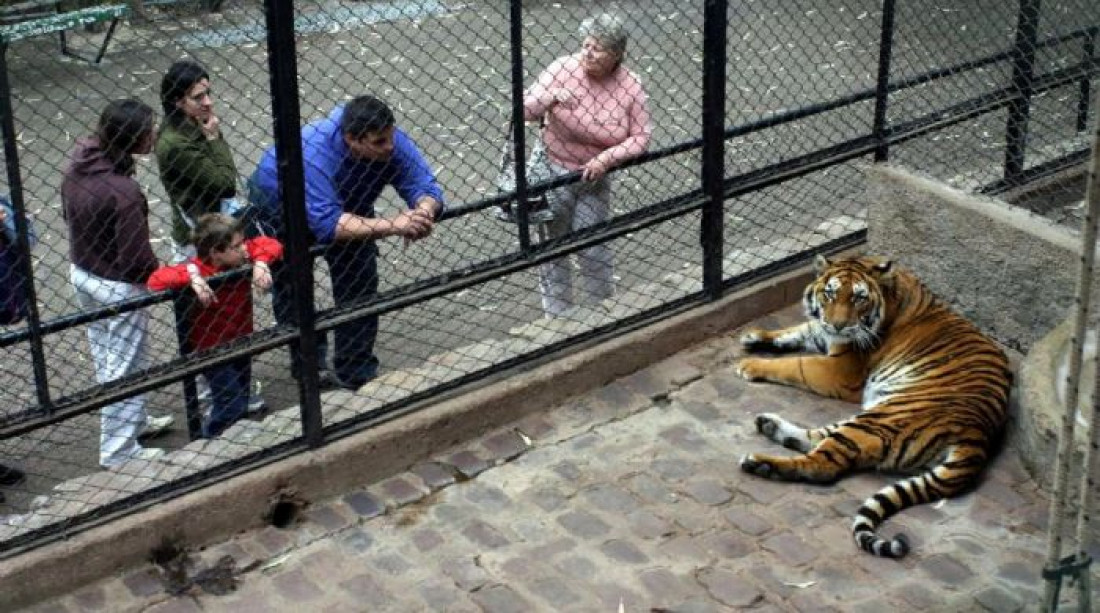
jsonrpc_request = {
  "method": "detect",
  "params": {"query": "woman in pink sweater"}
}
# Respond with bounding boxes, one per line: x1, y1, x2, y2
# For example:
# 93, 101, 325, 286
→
523, 13, 653, 318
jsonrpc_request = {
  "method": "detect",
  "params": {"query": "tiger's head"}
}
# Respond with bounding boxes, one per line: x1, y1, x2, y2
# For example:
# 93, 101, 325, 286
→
803, 254, 894, 349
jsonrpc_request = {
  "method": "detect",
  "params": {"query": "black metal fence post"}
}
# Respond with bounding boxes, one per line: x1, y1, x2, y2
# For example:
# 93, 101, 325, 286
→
1004, 0, 1041, 185
873, 0, 898, 162
263, 0, 324, 447
508, 0, 533, 248
1079, 27, 1096, 133
701, 0, 728, 299
171, 294, 203, 440
0, 43, 51, 412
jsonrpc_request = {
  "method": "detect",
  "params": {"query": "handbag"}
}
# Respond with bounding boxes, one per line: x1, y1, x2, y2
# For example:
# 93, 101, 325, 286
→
495, 118, 555, 225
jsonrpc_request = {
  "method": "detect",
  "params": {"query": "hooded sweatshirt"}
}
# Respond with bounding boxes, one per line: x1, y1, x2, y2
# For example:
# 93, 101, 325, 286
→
61, 137, 159, 284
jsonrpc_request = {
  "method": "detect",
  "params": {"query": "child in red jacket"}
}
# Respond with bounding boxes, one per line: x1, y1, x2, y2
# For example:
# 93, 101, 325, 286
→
148, 213, 283, 437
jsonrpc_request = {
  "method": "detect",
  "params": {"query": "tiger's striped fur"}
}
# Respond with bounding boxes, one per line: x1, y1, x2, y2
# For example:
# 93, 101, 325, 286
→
735, 254, 1011, 559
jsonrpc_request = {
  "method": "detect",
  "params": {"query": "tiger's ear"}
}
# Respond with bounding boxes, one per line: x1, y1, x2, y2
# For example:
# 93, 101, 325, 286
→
871, 259, 893, 275
813, 254, 831, 274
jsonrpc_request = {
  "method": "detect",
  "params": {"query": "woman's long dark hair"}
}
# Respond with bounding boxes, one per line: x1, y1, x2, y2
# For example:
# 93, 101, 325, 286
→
160, 59, 209, 128
96, 99, 154, 175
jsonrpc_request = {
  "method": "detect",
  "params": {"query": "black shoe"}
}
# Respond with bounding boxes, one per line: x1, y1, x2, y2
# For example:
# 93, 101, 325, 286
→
335, 371, 378, 392
0, 464, 25, 486
318, 369, 343, 391
292, 368, 341, 391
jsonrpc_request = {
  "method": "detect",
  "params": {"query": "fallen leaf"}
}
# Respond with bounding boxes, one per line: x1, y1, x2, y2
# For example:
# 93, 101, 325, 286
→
260, 553, 290, 572
783, 580, 816, 588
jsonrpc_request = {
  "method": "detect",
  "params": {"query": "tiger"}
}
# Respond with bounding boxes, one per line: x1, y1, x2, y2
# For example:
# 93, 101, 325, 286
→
735, 254, 1011, 558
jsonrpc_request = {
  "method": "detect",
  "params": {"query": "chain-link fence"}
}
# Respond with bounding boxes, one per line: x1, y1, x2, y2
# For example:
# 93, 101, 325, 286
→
0, 0, 1095, 556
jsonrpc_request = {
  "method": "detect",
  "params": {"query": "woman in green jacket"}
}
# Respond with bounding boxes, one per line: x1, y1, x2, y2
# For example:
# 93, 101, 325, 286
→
157, 60, 264, 412
156, 59, 240, 263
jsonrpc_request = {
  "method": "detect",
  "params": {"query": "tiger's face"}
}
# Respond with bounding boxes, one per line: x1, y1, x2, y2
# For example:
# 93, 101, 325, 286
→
804, 255, 891, 349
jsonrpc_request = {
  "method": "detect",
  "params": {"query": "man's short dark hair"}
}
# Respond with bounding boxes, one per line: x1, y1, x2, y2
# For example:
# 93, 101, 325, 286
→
340, 95, 395, 139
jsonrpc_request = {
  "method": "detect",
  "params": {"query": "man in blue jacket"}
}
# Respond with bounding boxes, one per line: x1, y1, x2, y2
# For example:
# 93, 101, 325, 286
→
249, 95, 444, 390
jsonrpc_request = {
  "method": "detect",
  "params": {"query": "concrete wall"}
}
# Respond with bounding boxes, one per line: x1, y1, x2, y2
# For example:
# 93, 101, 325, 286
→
865, 164, 1096, 352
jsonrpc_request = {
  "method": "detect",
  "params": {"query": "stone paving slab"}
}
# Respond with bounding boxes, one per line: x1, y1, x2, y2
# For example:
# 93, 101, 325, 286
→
23, 306, 1100, 612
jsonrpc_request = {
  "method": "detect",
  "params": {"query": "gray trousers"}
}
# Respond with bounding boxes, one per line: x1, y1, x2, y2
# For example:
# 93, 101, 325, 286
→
538, 162, 614, 318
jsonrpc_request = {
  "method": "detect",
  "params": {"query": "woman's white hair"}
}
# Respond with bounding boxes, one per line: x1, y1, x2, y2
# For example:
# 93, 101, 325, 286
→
579, 13, 628, 57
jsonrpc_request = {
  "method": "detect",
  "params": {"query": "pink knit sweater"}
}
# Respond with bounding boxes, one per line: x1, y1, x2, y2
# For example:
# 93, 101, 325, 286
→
524, 54, 652, 171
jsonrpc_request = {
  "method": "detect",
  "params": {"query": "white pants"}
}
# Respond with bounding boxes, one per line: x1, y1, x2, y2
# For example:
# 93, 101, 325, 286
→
71, 265, 152, 467
538, 164, 614, 318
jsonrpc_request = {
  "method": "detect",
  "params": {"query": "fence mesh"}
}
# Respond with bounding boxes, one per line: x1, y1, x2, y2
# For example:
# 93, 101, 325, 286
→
0, 0, 1095, 553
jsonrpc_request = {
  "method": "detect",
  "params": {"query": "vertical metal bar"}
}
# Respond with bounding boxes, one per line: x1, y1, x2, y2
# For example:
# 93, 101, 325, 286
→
0, 44, 51, 412
1068, 89, 1100, 613
1003, 0, 1041, 185
171, 295, 203, 440
263, 0, 323, 447
508, 0, 532, 248
1042, 88, 1100, 613
700, 0, 727, 299
872, 0, 897, 162
93, 17, 121, 65
1077, 28, 1095, 133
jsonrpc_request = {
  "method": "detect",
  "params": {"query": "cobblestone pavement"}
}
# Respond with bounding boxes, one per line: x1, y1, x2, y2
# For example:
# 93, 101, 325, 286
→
24, 307, 1096, 612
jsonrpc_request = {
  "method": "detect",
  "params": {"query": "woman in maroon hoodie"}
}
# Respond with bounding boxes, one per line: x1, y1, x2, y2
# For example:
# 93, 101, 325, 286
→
62, 99, 174, 468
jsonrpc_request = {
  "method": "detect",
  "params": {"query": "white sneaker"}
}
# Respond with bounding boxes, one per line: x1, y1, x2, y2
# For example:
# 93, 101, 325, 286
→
140, 414, 175, 438
132, 447, 166, 462
100, 447, 165, 469
247, 380, 266, 415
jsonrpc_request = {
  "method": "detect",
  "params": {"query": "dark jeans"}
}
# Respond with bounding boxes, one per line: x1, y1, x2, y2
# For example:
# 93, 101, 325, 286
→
249, 174, 331, 378
324, 241, 380, 388
250, 173, 379, 388
271, 262, 331, 377
203, 357, 251, 438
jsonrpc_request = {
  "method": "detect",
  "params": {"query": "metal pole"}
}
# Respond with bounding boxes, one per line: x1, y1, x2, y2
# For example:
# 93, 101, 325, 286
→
0, 43, 51, 412
1067, 89, 1100, 613
872, 0, 897, 162
1003, 0, 1040, 185
171, 294, 203, 440
700, 0, 728, 299
508, 0, 533, 247
1042, 88, 1100, 612
1077, 28, 1096, 133
263, 0, 324, 447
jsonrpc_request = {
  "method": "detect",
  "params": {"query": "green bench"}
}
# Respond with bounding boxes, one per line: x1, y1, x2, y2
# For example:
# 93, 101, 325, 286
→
0, 1, 129, 64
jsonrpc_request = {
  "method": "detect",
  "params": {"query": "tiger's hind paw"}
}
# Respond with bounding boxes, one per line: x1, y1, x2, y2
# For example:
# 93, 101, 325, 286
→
739, 454, 775, 479
755, 413, 780, 438
755, 414, 810, 451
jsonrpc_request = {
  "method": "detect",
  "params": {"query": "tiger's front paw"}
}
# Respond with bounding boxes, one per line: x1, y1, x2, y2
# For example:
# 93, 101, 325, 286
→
739, 329, 774, 353
739, 454, 775, 479
735, 358, 769, 382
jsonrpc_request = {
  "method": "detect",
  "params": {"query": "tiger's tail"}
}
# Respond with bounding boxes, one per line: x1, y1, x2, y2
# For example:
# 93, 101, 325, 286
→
851, 446, 986, 559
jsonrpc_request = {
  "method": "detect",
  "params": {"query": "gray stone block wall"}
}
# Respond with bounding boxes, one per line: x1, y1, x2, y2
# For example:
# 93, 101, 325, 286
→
866, 164, 1096, 352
